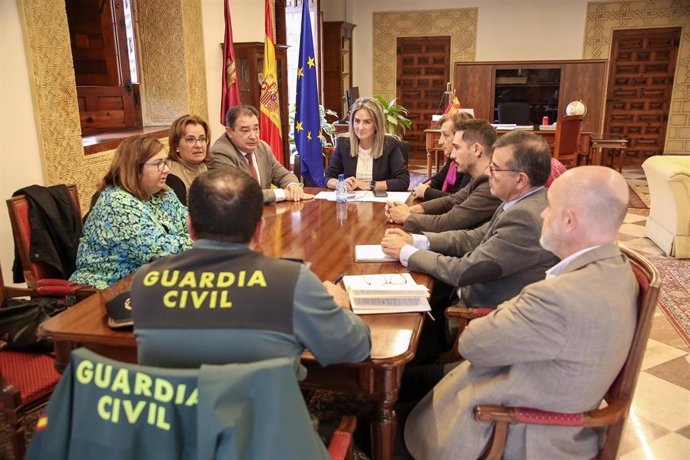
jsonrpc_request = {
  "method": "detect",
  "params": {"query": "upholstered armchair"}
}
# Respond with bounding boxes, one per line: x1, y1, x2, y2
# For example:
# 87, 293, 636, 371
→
642, 155, 690, 258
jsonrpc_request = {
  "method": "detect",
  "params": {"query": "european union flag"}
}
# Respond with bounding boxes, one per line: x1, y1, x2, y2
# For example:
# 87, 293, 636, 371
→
294, 0, 323, 187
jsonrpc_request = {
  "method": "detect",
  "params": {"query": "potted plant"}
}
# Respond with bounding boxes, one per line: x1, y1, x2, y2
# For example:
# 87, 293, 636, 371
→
373, 95, 412, 139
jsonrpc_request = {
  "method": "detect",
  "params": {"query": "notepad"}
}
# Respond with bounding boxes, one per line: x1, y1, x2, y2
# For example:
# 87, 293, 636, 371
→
342, 273, 430, 314
355, 245, 397, 262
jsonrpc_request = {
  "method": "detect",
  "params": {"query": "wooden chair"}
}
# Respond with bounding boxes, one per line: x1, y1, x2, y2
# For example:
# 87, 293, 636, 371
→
6, 185, 92, 298
462, 247, 660, 460
0, 263, 61, 459
552, 115, 584, 168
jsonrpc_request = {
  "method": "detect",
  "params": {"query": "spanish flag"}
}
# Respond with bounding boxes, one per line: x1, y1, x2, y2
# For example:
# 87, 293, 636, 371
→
444, 96, 462, 114
260, 0, 284, 164
36, 414, 48, 430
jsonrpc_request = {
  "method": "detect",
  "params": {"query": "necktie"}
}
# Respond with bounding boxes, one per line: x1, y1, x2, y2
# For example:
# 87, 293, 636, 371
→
245, 153, 258, 181
442, 162, 457, 192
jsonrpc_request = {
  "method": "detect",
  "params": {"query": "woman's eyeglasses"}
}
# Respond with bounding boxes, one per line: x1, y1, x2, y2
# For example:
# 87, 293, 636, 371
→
143, 158, 172, 171
183, 136, 209, 146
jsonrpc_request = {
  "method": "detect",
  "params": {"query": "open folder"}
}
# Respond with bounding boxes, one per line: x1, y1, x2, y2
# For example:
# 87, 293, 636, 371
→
342, 273, 430, 314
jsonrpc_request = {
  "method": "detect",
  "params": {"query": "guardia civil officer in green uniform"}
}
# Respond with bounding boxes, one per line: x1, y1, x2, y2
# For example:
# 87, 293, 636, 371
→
131, 169, 371, 377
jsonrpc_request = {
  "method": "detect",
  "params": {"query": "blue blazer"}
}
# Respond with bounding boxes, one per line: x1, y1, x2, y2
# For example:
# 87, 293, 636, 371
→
324, 135, 410, 191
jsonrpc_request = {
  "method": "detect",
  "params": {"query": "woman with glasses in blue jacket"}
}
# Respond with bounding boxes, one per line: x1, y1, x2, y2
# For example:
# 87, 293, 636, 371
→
70, 134, 191, 289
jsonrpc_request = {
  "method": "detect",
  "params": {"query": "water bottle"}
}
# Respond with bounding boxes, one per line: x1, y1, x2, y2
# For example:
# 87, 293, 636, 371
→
336, 201, 347, 225
336, 174, 347, 203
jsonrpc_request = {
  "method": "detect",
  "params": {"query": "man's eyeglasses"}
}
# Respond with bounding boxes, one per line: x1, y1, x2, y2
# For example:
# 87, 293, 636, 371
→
488, 163, 521, 174
183, 136, 209, 146
143, 158, 172, 172
363, 274, 407, 286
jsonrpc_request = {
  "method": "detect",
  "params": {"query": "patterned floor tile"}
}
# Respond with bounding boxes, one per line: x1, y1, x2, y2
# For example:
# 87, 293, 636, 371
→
619, 223, 649, 238
645, 354, 690, 391
620, 432, 690, 460
618, 412, 671, 456
628, 373, 690, 432
640, 339, 688, 371
649, 313, 690, 352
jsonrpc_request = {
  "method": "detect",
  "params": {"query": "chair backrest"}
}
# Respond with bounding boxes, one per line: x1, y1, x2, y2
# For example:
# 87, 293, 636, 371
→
7, 185, 82, 284
552, 115, 583, 167
599, 247, 661, 458
497, 102, 530, 125
26, 349, 331, 460
165, 174, 188, 206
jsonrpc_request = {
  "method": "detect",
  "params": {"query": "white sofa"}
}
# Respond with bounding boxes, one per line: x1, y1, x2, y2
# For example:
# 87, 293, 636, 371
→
642, 155, 690, 258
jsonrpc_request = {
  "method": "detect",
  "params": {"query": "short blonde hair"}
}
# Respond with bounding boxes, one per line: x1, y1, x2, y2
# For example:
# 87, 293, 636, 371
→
96, 135, 166, 201
168, 114, 210, 162
440, 111, 474, 130
347, 97, 386, 159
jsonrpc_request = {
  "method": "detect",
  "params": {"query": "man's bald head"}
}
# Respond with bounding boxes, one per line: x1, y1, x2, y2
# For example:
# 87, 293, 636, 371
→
540, 166, 628, 258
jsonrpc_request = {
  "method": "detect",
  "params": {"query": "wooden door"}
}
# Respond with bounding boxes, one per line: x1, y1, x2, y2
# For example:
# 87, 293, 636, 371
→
604, 27, 680, 164
66, 0, 141, 135
396, 37, 450, 159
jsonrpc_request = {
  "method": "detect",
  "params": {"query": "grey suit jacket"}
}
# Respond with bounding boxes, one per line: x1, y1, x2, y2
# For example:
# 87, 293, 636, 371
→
208, 134, 299, 204
403, 175, 501, 233
408, 187, 559, 307
405, 243, 638, 460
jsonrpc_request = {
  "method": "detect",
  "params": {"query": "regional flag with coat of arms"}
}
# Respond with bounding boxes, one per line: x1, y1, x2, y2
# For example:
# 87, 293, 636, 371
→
259, 0, 284, 164
220, 0, 241, 124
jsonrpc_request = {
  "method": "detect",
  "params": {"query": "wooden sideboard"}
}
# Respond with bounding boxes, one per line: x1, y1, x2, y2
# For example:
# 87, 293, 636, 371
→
453, 60, 607, 134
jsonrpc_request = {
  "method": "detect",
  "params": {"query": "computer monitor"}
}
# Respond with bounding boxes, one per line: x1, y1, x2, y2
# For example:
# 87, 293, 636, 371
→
345, 87, 360, 118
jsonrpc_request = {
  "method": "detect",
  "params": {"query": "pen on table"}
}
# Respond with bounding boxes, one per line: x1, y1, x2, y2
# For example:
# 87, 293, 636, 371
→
333, 274, 345, 285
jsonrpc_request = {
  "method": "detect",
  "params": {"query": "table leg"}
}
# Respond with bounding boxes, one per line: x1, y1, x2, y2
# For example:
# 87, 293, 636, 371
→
616, 148, 625, 172
370, 398, 397, 460
591, 146, 602, 166
52, 341, 77, 373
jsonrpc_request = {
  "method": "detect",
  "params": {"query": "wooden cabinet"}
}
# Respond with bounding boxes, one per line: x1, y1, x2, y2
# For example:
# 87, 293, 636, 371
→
234, 42, 290, 166
322, 21, 355, 119
454, 60, 607, 133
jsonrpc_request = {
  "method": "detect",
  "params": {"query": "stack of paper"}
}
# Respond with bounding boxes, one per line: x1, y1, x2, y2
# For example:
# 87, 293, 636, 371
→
342, 273, 430, 314
355, 245, 397, 262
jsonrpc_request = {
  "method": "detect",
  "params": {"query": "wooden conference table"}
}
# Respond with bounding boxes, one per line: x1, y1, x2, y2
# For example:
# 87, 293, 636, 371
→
40, 189, 430, 460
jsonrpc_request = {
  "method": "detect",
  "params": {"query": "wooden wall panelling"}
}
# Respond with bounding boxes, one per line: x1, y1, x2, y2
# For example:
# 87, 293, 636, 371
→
560, 61, 607, 134
454, 63, 494, 124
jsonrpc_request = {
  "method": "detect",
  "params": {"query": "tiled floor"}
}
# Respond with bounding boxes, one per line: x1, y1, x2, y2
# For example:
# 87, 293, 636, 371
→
615, 168, 690, 460
410, 162, 690, 458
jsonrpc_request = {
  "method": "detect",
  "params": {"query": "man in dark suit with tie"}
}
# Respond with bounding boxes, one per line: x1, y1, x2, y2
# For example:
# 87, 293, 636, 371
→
208, 104, 313, 204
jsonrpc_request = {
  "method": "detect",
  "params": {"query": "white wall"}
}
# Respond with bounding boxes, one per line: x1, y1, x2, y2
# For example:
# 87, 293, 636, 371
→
0, 0, 45, 286
350, 0, 588, 97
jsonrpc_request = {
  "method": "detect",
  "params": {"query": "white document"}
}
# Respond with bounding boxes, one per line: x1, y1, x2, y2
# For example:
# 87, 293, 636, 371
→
314, 190, 411, 203
355, 245, 397, 262
342, 273, 430, 314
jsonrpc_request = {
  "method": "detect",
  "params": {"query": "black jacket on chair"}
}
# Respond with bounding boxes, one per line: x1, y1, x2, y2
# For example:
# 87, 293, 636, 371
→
12, 185, 81, 283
